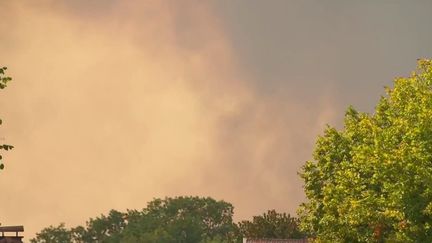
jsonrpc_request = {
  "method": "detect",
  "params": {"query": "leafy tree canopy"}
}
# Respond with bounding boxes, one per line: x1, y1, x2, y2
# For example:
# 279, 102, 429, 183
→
31, 196, 239, 243
72, 209, 126, 243
123, 196, 238, 243
238, 209, 304, 239
30, 223, 73, 243
299, 59, 432, 242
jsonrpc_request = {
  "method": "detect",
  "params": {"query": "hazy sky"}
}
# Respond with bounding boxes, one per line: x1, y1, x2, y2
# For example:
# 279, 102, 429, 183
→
1, 0, 432, 239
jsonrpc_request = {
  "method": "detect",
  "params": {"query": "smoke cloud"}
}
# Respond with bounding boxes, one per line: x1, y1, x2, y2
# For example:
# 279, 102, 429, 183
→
5, 0, 431, 239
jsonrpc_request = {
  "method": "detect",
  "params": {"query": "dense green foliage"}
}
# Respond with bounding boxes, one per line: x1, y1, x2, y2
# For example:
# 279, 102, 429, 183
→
122, 197, 238, 242
71, 210, 127, 243
299, 59, 432, 242
31, 196, 240, 243
0, 66, 13, 170
30, 223, 73, 243
31, 196, 306, 242
238, 210, 304, 239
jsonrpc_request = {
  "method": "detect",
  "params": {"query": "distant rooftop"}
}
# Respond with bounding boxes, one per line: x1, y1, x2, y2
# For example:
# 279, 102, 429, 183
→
0, 226, 24, 243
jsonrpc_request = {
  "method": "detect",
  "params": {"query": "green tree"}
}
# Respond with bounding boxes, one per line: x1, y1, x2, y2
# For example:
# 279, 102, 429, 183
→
72, 210, 126, 243
0, 66, 13, 170
31, 196, 240, 243
30, 223, 73, 243
299, 59, 432, 242
238, 210, 304, 239
123, 196, 239, 243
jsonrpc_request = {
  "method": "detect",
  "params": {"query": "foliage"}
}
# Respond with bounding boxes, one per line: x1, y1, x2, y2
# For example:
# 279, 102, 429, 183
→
238, 209, 304, 239
120, 196, 238, 242
0, 66, 13, 170
0, 67, 12, 89
30, 223, 73, 243
30, 196, 240, 243
72, 210, 126, 243
298, 59, 432, 242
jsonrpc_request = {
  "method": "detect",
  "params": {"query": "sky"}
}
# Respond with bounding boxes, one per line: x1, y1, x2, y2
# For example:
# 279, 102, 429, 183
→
1, 0, 432, 239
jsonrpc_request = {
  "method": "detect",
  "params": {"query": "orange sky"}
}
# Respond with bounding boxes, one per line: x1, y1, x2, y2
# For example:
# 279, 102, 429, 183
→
1, 0, 431, 239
